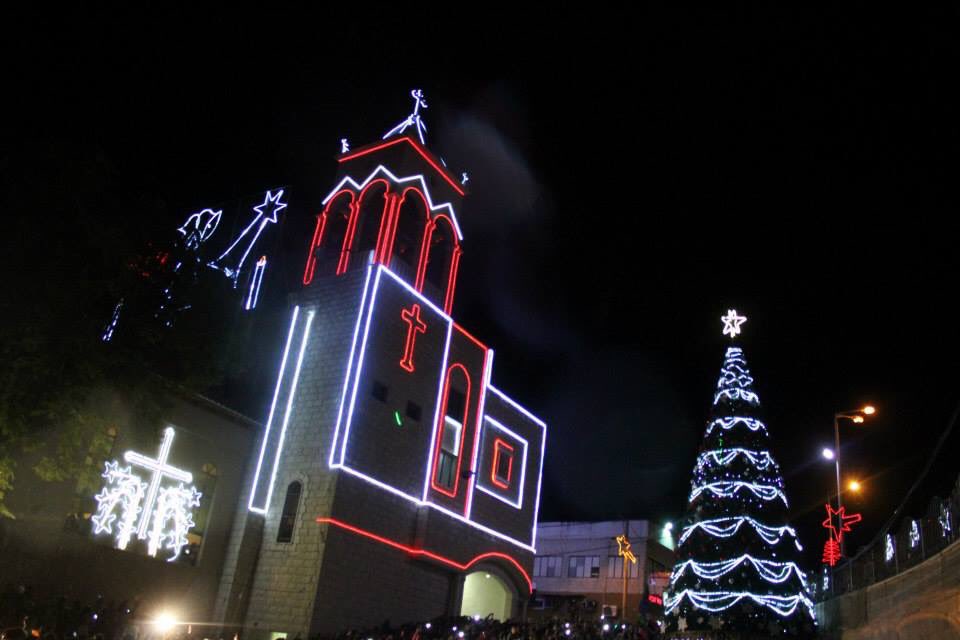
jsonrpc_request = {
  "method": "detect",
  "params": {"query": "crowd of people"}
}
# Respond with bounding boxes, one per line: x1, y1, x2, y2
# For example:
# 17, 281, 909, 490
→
1, 586, 665, 640
0, 584, 139, 640
331, 615, 664, 640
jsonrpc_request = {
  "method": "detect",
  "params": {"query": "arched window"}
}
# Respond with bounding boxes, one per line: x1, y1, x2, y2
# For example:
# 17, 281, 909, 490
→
349, 181, 390, 262
431, 364, 471, 497
421, 216, 460, 312
303, 190, 354, 283
277, 481, 302, 543
390, 188, 429, 275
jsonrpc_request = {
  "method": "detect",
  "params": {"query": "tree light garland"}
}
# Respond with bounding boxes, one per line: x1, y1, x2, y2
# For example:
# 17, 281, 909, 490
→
670, 554, 807, 585
694, 448, 778, 472
704, 416, 768, 436
678, 516, 802, 550
689, 480, 788, 506
664, 589, 815, 619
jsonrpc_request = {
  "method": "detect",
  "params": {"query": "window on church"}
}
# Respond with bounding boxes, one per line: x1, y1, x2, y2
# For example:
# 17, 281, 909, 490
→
371, 380, 389, 402
493, 440, 514, 487
406, 400, 422, 421
436, 417, 462, 491
352, 183, 389, 257
277, 481, 302, 543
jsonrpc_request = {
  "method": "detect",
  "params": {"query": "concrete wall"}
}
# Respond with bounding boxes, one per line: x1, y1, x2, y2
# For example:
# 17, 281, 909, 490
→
815, 539, 960, 639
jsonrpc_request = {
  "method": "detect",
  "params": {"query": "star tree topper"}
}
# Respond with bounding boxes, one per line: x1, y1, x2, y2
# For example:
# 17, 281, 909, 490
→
721, 309, 748, 338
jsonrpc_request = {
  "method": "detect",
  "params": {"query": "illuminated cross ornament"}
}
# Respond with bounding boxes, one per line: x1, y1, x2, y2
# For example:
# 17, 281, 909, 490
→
721, 309, 748, 338
91, 427, 202, 562
399, 303, 427, 372
821, 504, 862, 566
212, 189, 287, 287
383, 89, 428, 145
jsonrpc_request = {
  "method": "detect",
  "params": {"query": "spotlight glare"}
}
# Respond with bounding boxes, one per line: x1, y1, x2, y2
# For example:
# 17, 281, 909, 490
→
822, 448, 835, 460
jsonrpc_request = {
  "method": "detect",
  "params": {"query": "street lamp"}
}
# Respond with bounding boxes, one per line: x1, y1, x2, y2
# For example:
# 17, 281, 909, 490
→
831, 406, 876, 555
848, 480, 862, 493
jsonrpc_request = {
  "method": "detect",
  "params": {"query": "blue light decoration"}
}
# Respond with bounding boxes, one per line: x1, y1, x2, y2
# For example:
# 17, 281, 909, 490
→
211, 189, 287, 287
101, 299, 124, 342
664, 315, 815, 633
244, 256, 267, 311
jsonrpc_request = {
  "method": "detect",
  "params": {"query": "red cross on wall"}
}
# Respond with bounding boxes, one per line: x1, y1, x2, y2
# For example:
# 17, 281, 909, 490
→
400, 304, 427, 372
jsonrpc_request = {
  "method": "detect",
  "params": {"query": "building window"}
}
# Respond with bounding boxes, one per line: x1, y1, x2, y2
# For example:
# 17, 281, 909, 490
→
436, 417, 462, 491
431, 366, 470, 495
533, 555, 562, 578
492, 439, 514, 488
276, 481, 302, 543
608, 556, 641, 579
406, 400, 422, 421
568, 556, 601, 578
371, 380, 389, 402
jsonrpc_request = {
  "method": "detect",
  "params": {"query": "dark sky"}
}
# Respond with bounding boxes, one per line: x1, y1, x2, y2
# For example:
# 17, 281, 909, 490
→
8, 6, 960, 565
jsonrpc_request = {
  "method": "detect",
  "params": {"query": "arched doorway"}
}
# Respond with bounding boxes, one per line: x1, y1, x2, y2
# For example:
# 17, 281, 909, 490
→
459, 569, 515, 621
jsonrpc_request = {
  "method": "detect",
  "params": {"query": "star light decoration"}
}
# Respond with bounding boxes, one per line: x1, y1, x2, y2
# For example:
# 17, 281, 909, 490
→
721, 309, 748, 338
821, 504, 862, 566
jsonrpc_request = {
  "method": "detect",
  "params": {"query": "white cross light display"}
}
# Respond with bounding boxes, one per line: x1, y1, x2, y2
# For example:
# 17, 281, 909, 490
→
92, 426, 201, 562
721, 309, 748, 338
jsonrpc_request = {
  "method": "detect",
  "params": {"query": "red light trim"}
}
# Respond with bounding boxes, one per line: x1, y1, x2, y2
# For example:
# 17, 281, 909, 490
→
339, 179, 390, 275
375, 194, 400, 265
383, 187, 430, 269
303, 190, 354, 285
414, 220, 434, 291
647, 594, 663, 606
430, 364, 471, 498
491, 438, 514, 489
453, 323, 487, 352
399, 303, 427, 373
315, 516, 532, 592
339, 137, 466, 197
445, 247, 462, 314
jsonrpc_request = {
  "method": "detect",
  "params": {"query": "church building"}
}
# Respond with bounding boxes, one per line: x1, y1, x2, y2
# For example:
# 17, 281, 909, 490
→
211, 103, 548, 636
0, 95, 547, 639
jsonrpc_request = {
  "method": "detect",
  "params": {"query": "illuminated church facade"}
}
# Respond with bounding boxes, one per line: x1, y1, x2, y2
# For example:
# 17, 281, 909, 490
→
210, 127, 548, 636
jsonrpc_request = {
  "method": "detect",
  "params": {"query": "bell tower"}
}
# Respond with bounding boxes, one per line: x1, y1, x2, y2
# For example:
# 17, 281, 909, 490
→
214, 92, 546, 638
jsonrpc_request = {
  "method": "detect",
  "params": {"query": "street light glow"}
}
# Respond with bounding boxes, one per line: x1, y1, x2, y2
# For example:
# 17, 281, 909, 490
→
852, 415, 864, 423
822, 447, 835, 460
849, 480, 861, 492
152, 613, 178, 633
862, 405, 876, 415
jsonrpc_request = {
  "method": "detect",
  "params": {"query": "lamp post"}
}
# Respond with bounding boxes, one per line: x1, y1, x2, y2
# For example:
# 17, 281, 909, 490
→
828, 406, 875, 556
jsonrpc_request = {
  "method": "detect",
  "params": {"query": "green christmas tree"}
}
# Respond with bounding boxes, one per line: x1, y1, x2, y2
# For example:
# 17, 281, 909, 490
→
665, 311, 815, 636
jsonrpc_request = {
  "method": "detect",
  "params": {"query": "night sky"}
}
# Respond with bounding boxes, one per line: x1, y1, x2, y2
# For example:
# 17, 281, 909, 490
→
8, 6, 960, 566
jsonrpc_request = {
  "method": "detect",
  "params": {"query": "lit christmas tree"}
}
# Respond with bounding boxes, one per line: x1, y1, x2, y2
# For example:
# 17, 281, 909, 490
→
665, 310, 815, 637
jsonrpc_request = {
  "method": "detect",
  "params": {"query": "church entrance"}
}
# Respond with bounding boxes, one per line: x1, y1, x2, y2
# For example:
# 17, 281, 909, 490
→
459, 569, 515, 621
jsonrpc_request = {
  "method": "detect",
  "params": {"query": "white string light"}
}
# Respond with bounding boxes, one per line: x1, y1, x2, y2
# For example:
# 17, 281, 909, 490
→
713, 388, 759, 405
689, 480, 788, 506
694, 448, 778, 472
909, 520, 921, 548
670, 554, 807, 585
678, 516, 802, 550
720, 310, 748, 338
885, 533, 895, 562
665, 589, 814, 618
705, 416, 768, 436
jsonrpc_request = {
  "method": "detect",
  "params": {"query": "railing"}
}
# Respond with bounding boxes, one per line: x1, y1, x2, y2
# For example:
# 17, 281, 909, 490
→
811, 471, 959, 600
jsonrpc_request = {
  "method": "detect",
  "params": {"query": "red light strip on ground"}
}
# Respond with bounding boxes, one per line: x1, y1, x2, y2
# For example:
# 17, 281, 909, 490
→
491, 439, 515, 489
339, 137, 466, 197
316, 516, 532, 592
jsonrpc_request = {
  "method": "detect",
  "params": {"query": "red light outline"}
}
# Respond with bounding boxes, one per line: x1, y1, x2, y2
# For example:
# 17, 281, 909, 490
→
491, 438, 515, 489
339, 179, 390, 275
303, 190, 354, 285
414, 220, 434, 291
384, 187, 430, 269
399, 303, 427, 373
315, 516, 532, 592
445, 247, 462, 314
430, 363, 471, 498
338, 137, 466, 197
